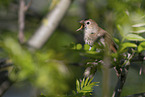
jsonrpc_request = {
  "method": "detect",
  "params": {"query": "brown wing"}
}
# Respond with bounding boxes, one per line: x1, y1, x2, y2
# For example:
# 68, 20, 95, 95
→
98, 27, 117, 53
105, 32, 117, 53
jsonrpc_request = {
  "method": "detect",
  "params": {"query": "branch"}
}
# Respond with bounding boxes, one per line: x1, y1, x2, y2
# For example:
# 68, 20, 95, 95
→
24, 0, 32, 11
18, 0, 25, 43
0, 58, 13, 96
18, 0, 32, 43
0, 80, 13, 96
27, 0, 73, 49
112, 66, 127, 97
112, 52, 135, 97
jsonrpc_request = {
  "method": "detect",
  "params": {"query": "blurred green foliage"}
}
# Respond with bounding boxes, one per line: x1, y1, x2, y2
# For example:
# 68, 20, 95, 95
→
0, 37, 72, 95
0, 0, 12, 7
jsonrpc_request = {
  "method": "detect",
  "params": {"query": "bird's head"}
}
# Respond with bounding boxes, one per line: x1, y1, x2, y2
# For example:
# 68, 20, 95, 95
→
76, 19, 98, 31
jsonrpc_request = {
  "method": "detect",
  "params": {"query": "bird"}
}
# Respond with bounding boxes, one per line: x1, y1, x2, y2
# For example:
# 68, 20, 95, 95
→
76, 19, 117, 53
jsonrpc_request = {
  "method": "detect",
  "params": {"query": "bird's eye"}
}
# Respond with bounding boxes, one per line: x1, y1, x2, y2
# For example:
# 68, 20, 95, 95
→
86, 22, 90, 25
91, 32, 94, 34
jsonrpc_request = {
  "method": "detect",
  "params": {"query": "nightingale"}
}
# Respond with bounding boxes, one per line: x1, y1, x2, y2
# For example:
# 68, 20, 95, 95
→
76, 19, 117, 53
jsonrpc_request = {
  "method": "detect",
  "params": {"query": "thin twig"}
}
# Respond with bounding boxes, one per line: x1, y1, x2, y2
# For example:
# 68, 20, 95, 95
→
24, 0, 32, 11
18, 0, 32, 43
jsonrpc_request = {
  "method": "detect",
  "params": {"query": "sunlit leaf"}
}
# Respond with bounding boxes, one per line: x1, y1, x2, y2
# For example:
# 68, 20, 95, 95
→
84, 77, 89, 86
76, 80, 80, 92
81, 78, 85, 89
131, 27, 145, 34
117, 24, 131, 38
114, 38, 120, 45
88, 77, 94, 85
132, 23, 145, 27
117, 25, 124, 37
138, 41, 145, 53
120, 42, 137, 52
76, 44, 82, 50
84, 44, 90, 51
75, 77, 99, 95
125, 34, 145, 41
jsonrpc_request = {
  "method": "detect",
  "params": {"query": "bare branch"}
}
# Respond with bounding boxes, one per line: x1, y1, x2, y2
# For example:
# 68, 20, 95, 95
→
27, 0, 72, 49
0, 81, 12, 96
18, 0, 32, 44
112, 52, 135, 97
0, 58, 13, 96
112, 66, 127, 97
18, 0, 25, 43
24, 0, 32, 11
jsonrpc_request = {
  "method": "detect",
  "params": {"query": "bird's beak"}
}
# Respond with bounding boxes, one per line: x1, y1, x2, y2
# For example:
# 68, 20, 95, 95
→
76, 20, 84, 31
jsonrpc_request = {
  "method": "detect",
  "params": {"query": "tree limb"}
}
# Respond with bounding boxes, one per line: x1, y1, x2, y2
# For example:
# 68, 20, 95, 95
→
112, 52, 135, 97
112, 66, 127, 97
0, 58, 13, 96
27, 0, 73, 49
18, 0, 32, 44
18, 0, 25, 43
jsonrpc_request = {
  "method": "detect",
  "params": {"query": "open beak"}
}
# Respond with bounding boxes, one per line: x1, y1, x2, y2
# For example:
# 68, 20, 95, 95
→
76, 20, 84, 31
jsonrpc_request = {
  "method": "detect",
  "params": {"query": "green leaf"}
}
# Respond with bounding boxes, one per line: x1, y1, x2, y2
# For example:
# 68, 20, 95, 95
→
81, 78, 85, 89
75, 77, 99, 95
39, 93, 47, 97
88, 77, 94, 85
120, 42, 137, 52
76, 44, 82, 50
84, 77, 89, 86
131, 27, 145, 34
138, 45, 143, 53
117, 24, 124, 37
125, 34, 145, 41
76, 80, 80, 92
114, 38, 120, 45
132, 23, 145, 27
84, 44, 90, 51
138, 41, 145, 53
